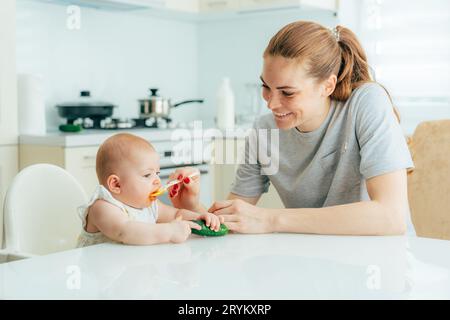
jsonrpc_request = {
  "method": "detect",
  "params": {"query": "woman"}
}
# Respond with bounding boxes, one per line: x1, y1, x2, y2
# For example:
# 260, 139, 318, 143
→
169, 21, 414, 236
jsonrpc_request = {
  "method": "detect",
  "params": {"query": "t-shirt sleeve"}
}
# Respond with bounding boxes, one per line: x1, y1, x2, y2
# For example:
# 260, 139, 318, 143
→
355, 84, 414, 179
229, 122, 271, 198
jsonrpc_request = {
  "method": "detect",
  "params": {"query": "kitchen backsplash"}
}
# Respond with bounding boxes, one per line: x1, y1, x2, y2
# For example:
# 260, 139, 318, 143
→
16, 0, 200, 131
16, 0, 337, 131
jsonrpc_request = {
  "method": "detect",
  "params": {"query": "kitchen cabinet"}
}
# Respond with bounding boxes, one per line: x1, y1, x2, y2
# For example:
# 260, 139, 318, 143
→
212, 137, 283, 208
33, 0, 337, 14
166, 0, 199, 12
0, 0, 18, 145
200, 0, 337, 13
199, 0, 238, 12
33, 0, 166, 11
0, 146, 18, 249
20, 145, 99, 196
19, 145, 98, 196
301, 0, 337, 11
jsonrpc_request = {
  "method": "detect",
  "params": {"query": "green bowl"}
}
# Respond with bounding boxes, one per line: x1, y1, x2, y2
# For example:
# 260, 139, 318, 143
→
191, 219, 228, 237
59, 124, 82, 132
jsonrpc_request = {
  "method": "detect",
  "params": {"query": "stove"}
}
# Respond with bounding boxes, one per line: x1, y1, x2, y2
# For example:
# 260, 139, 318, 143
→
77, 116, 175, 130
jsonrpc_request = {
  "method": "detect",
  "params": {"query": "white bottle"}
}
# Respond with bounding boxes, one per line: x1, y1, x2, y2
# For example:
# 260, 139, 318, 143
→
216, 77, 235, 130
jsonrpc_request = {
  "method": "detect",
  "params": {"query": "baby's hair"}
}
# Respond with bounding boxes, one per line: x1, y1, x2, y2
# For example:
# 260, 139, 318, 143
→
96, 133, 155, 184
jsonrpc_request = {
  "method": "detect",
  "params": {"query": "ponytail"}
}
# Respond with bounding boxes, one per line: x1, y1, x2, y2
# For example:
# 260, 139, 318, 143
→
331, 25, 372, 101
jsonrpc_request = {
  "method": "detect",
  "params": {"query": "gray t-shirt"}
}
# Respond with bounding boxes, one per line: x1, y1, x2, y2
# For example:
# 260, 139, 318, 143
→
230, 83, 414, 209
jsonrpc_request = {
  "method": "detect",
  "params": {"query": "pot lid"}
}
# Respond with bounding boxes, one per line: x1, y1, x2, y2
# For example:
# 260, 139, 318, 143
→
56, 91, 115, 108
138, 88, 166, 102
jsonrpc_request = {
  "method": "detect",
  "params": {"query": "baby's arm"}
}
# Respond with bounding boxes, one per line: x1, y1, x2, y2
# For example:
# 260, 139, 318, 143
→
88, 200, 197, 245
156, 199, 180, 222
157, 200, 224, 232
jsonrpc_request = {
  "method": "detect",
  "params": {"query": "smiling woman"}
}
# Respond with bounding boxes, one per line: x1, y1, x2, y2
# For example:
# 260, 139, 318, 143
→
177, 21, 415, 236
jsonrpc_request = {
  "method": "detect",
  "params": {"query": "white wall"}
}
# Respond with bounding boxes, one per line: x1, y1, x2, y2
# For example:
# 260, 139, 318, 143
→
16, 0, 200, 130
16, 1, 339, 131
197, 9, 338, 126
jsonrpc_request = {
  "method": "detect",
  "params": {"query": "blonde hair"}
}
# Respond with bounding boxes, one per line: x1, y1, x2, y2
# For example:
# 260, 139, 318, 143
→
264, 21, 400, 121
96, 133, 154, 184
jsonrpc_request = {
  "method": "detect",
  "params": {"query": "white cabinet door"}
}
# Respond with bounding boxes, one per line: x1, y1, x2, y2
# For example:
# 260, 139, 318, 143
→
65, 147, 99, 196
0, 145, 18, 249
19, 145, 98, 196
0, 0, 18, 145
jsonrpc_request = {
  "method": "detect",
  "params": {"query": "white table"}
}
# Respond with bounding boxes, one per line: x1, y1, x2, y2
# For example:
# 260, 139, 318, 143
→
1, 234, 450, 299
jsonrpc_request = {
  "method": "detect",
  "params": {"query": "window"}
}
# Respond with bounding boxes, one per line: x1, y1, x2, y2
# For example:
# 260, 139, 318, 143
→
360, 0, 450, 134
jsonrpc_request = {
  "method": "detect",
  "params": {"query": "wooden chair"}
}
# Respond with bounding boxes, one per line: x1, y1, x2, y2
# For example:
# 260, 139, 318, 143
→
407, 120, 450, 240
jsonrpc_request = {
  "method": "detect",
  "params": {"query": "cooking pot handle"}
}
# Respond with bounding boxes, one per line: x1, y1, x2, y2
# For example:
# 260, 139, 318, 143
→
173, 99, 204, 108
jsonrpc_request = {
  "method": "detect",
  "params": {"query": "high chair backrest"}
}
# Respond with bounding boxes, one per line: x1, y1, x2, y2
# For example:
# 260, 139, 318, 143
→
3, 164, 88, 255
408, 120, 450, 240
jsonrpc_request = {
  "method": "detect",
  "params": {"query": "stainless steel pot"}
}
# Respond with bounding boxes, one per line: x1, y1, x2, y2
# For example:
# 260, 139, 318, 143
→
138, 88, 204, 118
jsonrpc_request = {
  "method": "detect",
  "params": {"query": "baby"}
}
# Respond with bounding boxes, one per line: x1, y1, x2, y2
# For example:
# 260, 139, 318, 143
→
77, 133, 221, 247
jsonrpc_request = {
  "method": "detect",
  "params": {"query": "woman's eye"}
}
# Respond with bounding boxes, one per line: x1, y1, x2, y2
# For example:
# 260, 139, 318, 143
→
282, 91, 294, 97
262, 84, 269, 90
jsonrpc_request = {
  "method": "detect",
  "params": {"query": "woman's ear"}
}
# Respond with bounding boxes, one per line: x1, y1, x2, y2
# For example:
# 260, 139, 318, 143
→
106, 174, 121, 194
322, 74, 337, 97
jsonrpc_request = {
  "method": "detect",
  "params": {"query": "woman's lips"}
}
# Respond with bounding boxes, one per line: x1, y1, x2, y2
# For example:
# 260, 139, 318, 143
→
273, 112, 294, 119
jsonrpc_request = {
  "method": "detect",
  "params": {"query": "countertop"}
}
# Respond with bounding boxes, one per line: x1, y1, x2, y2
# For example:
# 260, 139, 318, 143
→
1, 234, 450, 299
19, 126, 251, 147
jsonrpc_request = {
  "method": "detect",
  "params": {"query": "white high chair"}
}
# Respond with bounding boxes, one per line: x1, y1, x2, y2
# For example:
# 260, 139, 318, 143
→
3, 164, 88, 256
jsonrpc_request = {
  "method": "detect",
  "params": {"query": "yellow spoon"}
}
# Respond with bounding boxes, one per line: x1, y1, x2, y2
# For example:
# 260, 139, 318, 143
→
149, 171, 200, 200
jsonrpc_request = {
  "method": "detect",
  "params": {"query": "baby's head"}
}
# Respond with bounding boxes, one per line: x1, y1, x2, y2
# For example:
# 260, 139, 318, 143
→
96, 133, 161, 208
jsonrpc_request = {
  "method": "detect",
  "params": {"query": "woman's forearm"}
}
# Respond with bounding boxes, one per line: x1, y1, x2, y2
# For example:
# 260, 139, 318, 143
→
269, 200, 407, 236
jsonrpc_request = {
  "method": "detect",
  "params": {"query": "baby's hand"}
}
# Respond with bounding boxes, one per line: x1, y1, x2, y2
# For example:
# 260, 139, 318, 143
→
169, 217, 201, 243
175, 209, 224, 232
197, 212, 224, 232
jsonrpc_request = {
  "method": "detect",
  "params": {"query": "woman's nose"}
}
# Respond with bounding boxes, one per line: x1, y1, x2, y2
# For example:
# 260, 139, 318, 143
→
267, 94, 281, 110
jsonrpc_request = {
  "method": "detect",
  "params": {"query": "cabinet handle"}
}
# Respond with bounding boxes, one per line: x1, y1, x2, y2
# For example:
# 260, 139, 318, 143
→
83, 156, 96, 160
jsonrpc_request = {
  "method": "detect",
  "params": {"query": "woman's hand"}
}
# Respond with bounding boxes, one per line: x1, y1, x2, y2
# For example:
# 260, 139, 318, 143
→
208, 199, 275, 234
168, 167, 201, 211
175, 209, 224, 232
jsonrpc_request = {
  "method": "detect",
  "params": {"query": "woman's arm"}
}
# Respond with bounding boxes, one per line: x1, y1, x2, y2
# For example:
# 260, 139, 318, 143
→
272, 170, 408, 235
228, 193, 260, 205
212, 169, 409, 236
